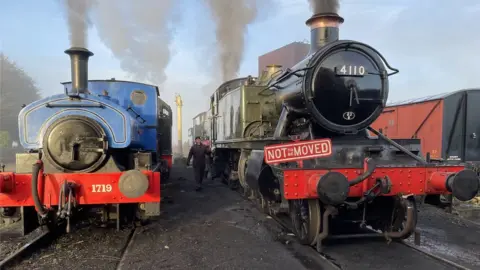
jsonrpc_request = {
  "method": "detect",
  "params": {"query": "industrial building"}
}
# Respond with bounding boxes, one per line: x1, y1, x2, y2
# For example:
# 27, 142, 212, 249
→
258, 41, 310, 74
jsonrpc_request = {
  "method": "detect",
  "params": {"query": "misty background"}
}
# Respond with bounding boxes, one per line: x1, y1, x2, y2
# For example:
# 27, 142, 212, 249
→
0, 0, 479, 159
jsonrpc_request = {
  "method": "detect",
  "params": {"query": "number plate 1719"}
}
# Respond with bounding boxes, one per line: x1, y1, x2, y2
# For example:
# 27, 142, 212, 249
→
92, 184, 113, 193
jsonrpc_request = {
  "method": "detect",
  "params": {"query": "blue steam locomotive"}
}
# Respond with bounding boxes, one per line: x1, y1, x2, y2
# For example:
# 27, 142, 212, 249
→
0, 47, 172, 234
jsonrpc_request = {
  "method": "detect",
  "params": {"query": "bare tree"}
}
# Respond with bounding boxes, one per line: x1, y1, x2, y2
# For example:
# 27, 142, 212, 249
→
0, 54, 41, 162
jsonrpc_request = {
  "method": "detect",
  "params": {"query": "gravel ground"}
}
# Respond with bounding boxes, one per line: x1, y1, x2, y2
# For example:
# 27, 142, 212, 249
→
118, 167, 316, 270
321, 238, 456, 270
403, 204, 480, 269
4, 224, 132, 270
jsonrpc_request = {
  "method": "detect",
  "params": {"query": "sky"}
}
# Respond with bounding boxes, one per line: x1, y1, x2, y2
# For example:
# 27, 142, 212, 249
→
1, 0, 480, 145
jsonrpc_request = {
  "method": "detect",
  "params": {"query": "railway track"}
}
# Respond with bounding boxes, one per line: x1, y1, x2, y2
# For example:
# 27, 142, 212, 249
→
115, 228, 139, 270
401, 241, 470, 270
229, 183, 474, 270
0, 226, 53, 269
269, 212, 471, 270
0, 224, 139, 270
0, 183, 174, 270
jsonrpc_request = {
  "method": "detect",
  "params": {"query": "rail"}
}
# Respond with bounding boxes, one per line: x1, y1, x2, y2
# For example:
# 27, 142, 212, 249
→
0, 227, 51, 269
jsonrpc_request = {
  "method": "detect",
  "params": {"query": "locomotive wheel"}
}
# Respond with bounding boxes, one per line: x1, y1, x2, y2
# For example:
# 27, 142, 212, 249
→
289, 199, 321, 246
238, 150, 251, 196
241, 168, 251, 197
389, 197, 418, 240
224, 166, 239, 190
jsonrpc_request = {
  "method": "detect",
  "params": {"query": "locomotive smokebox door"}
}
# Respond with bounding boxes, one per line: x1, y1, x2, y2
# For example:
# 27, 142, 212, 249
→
304, 43, 389, 134
42, 115, 108, 173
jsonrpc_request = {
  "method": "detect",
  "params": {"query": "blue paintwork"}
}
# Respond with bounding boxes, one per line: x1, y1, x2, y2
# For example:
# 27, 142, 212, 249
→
18, 80, 159, 152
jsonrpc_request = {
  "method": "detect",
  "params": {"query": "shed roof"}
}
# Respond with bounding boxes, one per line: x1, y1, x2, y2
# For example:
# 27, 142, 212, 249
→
386, 88, 480, 107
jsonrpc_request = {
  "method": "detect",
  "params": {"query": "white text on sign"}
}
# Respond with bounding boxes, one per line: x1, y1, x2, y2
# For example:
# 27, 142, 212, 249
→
264, 139, 332, 164
91, 184, 113, 193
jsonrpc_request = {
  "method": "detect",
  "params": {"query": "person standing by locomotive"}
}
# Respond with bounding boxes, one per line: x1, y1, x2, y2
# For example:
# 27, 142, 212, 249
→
202, 136, 212, 180
187, 136, 211, 191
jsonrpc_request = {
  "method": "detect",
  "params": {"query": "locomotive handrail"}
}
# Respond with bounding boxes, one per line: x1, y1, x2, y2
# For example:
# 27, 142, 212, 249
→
45, 103, 104, 108
126, 106, 147, 124
367, 126, 427, 164
261, 40, 399, 97
341, 41, 399, 77
259, 67, 313, 96
264, 69, 284, 86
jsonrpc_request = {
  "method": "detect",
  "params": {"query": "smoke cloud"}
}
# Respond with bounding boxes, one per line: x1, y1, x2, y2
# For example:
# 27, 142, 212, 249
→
204, 0, 270, 82
63, 0, 95, 47
308, 0, 339, 14
89, 0, 179, 88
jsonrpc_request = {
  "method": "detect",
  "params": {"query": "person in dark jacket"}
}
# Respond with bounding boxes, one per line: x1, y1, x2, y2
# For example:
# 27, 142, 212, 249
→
187, 136, 211, 191
203, 136, 212, 180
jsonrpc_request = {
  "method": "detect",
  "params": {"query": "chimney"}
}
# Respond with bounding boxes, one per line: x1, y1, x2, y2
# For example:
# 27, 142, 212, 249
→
65, 47, 94, 95
305, 12, 344, 54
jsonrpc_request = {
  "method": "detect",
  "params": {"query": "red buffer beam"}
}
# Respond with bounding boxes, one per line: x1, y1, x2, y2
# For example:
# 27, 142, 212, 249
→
283, 164, 479, 202
0, 170, 161, 207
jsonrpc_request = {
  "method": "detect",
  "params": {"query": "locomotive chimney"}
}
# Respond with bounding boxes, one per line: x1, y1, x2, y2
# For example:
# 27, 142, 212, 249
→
306, 12, 344, 54
65, 47, 94, 95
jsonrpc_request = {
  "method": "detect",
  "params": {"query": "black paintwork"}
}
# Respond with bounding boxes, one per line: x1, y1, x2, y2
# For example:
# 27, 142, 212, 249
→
270, 40, 395, 135
442, 89, 480, 162
157, 98, 173, 156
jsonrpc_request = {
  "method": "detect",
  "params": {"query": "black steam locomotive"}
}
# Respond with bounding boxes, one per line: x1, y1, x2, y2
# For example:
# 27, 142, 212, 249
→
197, 12, 479, 250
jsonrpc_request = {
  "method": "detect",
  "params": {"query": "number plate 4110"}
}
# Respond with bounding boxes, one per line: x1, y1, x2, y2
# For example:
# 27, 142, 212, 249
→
92, 184, 113, 193
335, 65, 366, 77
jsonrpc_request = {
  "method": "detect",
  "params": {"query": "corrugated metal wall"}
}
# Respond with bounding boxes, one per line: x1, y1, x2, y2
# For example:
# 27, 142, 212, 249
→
258, 42, 310, 75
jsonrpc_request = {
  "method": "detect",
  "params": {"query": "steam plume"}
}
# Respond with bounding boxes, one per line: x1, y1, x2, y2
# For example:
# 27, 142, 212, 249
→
89, 0, 178, 88
204, 0, 269, 81
308, 0, 339, 14
64, 0, 94, 47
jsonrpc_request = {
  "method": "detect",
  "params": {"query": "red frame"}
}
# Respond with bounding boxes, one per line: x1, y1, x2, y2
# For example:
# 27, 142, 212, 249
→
0, 170, 161, 208
283, 165, 463, 200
